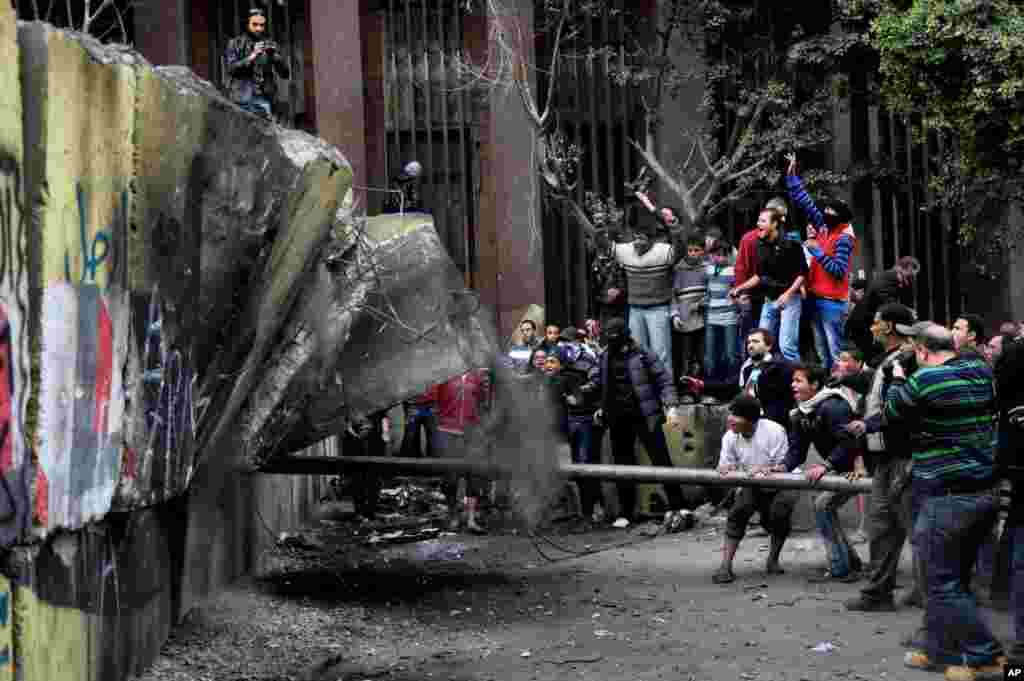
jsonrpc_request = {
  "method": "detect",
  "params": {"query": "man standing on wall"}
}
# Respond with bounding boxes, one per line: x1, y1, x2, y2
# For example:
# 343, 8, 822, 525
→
730, 205, 808, 363
612, 196, 679, 377
224, 7, 290, 120
785, 153, 858, 372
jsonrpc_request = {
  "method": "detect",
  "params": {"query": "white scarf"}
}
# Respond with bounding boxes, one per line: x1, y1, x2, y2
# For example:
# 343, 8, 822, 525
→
790, 387, 860, 423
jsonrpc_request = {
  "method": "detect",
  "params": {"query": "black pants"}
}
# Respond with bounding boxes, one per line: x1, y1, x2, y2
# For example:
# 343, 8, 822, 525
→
672, 328, 704, 383
608, 412, 684, 518
726, 487, 797, 541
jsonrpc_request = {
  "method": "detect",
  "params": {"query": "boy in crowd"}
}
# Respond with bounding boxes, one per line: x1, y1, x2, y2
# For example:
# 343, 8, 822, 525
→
672, 233, 708, 382
702, 240, 740, 394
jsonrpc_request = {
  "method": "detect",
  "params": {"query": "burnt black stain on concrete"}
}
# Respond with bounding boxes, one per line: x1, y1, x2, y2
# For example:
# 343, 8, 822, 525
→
256, 565, 515, 607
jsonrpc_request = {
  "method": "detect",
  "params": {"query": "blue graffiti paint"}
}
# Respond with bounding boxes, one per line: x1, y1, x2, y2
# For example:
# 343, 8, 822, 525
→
142, 290, 195, 459
64, 182, 126, 285
0, 645, 8, 665
0, 591, 7, 626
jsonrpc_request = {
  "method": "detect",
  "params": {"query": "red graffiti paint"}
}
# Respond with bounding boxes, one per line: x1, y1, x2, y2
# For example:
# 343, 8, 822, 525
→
95, 298, 112, 434
33, 463, 47, 527
121, 445, 136, 480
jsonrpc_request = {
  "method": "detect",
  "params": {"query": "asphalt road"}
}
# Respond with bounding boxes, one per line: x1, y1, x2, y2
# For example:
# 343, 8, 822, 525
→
132, 508, 1016, 681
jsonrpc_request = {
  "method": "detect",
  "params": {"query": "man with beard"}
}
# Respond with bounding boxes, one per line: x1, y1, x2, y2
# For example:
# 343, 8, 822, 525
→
846, 257, 920, 364
785, 364, 865, 582
844, 303, 922, 611
224, 7, 290, 120
506, 319, 540, 374
738, 328, 796, 429
585, 318, 684, 525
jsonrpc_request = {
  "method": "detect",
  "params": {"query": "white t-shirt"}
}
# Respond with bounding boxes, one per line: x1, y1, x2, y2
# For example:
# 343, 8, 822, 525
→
718, 419, 788, 470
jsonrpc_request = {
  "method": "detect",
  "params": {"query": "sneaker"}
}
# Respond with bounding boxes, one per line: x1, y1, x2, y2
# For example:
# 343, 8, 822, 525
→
844, 595, 897, 612
712, 565, 736, 584
944, 656, 1009, 681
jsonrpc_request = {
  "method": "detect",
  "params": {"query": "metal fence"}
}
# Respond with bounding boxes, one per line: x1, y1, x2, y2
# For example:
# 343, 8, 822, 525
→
206, 0, 306, 127
380, 0, 479, 281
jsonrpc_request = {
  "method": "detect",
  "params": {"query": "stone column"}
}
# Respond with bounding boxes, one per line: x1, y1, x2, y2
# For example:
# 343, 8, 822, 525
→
133, 0, 190, 66
307, 0, 367, 179
471, 2, 544, 339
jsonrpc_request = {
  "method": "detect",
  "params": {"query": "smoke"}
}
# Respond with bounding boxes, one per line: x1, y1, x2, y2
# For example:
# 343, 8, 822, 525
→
465, 359, 569, 529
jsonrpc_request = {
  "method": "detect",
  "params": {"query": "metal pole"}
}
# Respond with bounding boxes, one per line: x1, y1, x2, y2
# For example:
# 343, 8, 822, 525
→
258, 456, 875, 495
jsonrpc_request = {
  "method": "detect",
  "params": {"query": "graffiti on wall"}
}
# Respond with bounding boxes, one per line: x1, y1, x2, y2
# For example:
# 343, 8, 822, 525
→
0, 150, 36, 542
137, 287, 196, 486
39, 180, 128, 530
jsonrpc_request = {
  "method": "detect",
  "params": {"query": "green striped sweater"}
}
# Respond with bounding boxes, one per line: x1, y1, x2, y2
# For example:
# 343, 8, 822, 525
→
883, 355, 997, 484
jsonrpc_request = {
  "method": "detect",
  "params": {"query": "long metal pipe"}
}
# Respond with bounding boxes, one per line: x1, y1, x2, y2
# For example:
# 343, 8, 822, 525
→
258, 456, 874, 494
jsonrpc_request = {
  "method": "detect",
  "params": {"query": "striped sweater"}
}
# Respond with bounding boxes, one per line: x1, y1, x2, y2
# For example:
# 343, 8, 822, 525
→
883, 355, 997, 485
785, 176, 855, 300
614, 241, 677, 306
704, 257, 738, 327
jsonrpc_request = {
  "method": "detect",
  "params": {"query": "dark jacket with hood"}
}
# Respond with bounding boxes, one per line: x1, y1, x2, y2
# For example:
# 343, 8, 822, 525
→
587, 340, 679, 419
784, 391, 859, 473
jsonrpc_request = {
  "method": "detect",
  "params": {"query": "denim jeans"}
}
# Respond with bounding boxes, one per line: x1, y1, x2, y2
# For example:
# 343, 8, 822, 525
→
912, 491, 1004, 667
1010, 524, 1024, 659
759, 293, 803, 362
810, 298, 848, 371
814, 489, 861, 576
400, 405, 437, 459
568, 416, 601, 516
704, 323, 739, 383
239, 94, 273, 118
628, 303, 673, 376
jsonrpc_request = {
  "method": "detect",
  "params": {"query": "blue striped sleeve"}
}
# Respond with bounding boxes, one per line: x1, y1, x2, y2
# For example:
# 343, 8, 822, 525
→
814, 233, 854, 279
785, 175, 825, 228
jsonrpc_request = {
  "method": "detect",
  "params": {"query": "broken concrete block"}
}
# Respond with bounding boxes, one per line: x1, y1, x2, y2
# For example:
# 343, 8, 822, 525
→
241, 211, 499, 465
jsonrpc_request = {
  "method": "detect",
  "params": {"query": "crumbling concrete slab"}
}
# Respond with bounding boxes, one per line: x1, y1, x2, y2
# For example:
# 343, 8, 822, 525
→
241, 211, 499, 465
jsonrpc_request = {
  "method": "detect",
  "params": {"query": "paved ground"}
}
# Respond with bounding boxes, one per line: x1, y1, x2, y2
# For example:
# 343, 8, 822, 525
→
132, 504, 1016, 681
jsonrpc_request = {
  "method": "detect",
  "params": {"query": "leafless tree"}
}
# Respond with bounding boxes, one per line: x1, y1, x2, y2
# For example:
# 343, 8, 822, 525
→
13, 0, 134, 44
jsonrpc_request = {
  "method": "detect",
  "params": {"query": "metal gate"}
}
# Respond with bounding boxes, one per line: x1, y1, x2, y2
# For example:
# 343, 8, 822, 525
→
205, 0, 306, 127
380, 0, 479, 281
538, 0, 641, 328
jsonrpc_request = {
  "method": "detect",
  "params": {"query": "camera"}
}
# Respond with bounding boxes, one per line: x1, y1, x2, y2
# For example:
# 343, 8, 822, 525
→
883, 348, 918, 381
256, 41, 277, 53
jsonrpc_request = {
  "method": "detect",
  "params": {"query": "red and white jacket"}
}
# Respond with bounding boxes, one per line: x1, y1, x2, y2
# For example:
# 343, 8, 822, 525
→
436, 369, 492, 435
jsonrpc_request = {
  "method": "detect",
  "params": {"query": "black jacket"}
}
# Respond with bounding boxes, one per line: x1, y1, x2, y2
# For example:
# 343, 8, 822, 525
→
755, 237, 808, 299
846, 270, 913, 360
741, 358, 796, 429
785, 395, 859, 473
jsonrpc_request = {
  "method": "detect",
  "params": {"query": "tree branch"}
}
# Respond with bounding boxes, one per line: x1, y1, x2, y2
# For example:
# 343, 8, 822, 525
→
724, 156, 769, 184
629, 139, 698, 225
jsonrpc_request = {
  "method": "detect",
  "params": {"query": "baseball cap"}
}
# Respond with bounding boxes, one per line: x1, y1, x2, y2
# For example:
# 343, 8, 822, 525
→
877, 303, 917, 336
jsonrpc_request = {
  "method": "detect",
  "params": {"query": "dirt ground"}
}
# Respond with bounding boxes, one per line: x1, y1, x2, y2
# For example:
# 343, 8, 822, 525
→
132, 498, 1015, 681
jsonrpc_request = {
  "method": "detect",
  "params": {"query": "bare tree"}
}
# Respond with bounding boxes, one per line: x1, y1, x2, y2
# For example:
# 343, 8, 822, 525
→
456, 0, 839, 242
14, 0, 134, 44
